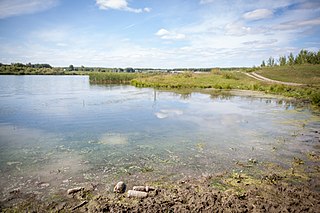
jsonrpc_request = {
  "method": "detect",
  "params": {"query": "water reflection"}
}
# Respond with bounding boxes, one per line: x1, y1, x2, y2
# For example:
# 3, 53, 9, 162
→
0, 76, 318, 199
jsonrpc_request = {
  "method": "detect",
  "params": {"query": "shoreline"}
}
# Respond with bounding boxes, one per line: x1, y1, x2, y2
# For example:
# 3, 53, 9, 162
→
1, 160, 319, 212
1, 137, 319, 212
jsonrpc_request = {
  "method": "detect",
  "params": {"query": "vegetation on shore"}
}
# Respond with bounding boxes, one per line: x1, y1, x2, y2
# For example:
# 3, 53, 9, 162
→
256, 64, 320, 85
89, 72, 141, 84
130, 65, 320, 106
1, 49, 319, 106
0, 63, 90, 75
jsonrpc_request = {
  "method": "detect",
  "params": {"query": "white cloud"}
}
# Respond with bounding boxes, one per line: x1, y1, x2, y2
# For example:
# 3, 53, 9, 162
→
155, 29, 170, 36
225, 22, 252, 36
143, 7, 151, 12
96, 0, 150, 13
274, 18, 320, 30
243, 9, 273, 20
0, 0, 58, 19
242, 39, 278, 46
155, 28, 186, 40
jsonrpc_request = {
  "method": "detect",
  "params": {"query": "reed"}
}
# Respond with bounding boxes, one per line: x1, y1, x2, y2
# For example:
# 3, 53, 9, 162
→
89, 72, 139, 83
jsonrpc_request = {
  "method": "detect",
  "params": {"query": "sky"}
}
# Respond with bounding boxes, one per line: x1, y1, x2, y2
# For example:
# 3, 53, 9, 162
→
0, 0, 319, 68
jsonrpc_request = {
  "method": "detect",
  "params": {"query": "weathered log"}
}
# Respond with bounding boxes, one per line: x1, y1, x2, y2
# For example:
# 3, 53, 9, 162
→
127, 190, 148, 198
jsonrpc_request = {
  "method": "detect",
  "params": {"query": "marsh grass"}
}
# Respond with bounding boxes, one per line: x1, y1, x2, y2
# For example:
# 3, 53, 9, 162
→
89, 72, 156, 84
89, 72, 139, 83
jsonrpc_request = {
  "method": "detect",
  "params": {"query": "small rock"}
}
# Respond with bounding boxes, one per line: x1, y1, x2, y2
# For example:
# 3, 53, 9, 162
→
127, 190, 148, 198
9, 188, 20, 194
67, 187, 84, 194
114, 181, 126, 193
39, 183, 50, 188
248, 158, 257, 164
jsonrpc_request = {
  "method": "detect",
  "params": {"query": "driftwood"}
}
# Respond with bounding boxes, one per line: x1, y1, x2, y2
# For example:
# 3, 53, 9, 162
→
67, 187, 84, 194
132, 186, 155, 192
127, 190, 148, 198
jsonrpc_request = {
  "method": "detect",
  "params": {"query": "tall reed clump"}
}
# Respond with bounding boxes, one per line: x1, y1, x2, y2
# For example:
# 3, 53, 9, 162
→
311, 92, 320, 106
89, 72, 139, 84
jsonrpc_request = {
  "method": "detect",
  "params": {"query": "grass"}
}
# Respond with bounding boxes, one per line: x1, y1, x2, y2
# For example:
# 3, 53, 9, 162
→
89, 72, 139, 84
131, 71, 257, 89
256, 64, 320, 85
129, 67, 320, 106
89, 72, 155, 84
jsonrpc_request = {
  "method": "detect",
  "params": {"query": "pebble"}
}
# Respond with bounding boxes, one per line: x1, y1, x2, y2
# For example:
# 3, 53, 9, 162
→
114, 181, 126, 193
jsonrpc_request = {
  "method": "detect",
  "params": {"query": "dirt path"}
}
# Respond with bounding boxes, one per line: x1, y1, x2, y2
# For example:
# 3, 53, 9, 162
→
245, 72, 305, 86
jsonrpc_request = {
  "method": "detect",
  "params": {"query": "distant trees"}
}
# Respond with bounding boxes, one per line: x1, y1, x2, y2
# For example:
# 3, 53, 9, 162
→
279, 55, 287, 66
267, 57, 275, 67
288, 53, 295, 66
262, 49, 320, 67
125, 67, 135, 73
10, 63, 52, 68
68, 64, 74, 71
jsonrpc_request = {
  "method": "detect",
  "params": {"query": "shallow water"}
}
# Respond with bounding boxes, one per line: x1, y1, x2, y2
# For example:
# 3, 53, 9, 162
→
0, 75, 319, 198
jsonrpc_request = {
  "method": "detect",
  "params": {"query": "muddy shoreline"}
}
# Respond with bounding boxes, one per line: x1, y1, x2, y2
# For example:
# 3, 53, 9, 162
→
1, 150, 319, 212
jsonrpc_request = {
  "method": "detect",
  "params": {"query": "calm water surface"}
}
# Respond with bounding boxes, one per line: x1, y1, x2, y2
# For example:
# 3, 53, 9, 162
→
0, 75, 319, 197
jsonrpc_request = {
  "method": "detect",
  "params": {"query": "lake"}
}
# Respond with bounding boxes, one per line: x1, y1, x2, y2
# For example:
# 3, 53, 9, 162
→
0, 75, 319, 198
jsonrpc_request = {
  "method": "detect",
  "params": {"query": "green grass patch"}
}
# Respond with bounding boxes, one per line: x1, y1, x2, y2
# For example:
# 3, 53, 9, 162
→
256, 64, 320, 85
89, 72, 139, 84
130, 67, 320, 107
131, 72, 256, 90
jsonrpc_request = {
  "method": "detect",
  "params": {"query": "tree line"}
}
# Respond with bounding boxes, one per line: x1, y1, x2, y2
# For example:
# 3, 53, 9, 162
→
261, 49, 320, 67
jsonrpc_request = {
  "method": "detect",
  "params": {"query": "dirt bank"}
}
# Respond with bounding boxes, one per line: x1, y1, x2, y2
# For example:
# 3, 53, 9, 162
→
1, 161, 319, 212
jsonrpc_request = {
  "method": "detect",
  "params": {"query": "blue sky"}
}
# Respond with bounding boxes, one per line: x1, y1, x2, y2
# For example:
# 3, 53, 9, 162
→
0, 0, 319, 68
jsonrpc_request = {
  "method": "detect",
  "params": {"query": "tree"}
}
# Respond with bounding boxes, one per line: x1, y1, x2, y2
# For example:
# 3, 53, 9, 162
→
125, 67, 135, 73
306, 51, 317, 64
317, 50, 320, 64
267, 57, 275, 67
261, 60, 266, 67
288, 53, 295, 65
279, 55, 287, 66
295, 49, 308, 64
68, 64, 74, 71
